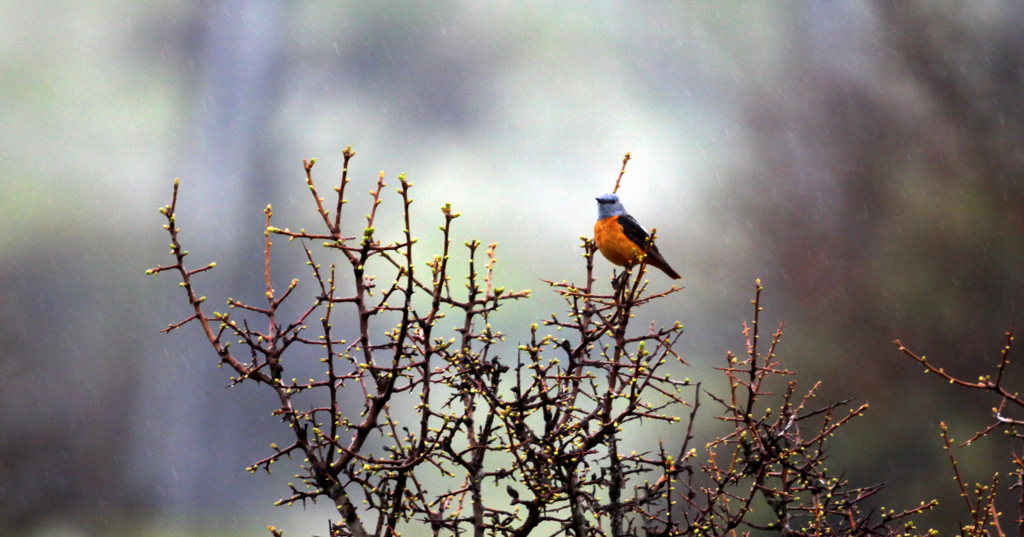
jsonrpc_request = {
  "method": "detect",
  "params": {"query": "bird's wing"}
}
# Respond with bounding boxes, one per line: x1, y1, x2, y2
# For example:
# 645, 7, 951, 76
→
617, 214, 659, 253
619, 214, 680, 279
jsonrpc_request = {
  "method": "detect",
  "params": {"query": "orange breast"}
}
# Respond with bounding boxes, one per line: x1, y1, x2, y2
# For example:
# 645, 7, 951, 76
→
594, 216, 639, 267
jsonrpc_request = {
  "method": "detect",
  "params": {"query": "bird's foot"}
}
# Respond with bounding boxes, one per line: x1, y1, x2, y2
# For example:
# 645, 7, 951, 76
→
611, 270, 629, 291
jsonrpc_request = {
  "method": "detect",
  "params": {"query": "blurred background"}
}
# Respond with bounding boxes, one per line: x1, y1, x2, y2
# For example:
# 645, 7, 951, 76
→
3, 1, 1024, 535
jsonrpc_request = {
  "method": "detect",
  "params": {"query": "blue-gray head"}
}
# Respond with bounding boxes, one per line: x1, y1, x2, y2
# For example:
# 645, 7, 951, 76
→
596, 193, 627, 220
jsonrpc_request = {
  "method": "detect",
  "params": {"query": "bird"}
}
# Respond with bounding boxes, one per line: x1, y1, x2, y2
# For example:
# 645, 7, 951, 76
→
594, 193, 680, 280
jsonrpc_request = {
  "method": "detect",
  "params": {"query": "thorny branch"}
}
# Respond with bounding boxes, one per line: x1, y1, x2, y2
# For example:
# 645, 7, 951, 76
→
898, 330, 1024, 537
151, 147, 937, 537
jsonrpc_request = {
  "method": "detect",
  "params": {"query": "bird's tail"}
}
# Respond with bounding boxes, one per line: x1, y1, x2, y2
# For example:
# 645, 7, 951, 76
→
644, 251, 681, 280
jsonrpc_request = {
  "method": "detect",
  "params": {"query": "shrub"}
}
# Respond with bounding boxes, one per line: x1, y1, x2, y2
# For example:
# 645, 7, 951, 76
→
150, 148, 936, 537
